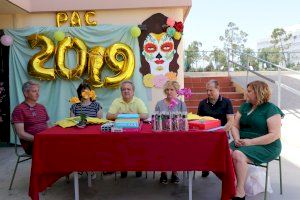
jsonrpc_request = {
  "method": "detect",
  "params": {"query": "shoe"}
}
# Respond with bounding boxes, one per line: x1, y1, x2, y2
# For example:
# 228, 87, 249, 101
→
202, 171, 210, 177
136, 171, 142, 177
159, 172, 168, 184
232, 196, 245, 200
170, 173, 180, 184
121, 171, 128, 178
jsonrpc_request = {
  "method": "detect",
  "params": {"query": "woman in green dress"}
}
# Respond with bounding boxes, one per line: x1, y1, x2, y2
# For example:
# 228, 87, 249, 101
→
230, 80, 284, 200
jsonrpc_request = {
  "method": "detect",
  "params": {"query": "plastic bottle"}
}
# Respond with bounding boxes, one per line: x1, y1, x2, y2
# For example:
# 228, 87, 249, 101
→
151, 114, 156, 131
182, 114, 189, 131
157, 114, 162, 132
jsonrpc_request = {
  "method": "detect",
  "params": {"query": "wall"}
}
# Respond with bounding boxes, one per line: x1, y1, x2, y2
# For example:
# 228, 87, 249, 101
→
0, 8, 185, 114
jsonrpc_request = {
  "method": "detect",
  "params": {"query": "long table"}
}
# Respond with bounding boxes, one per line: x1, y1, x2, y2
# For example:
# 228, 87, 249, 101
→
29, 124, 235, 200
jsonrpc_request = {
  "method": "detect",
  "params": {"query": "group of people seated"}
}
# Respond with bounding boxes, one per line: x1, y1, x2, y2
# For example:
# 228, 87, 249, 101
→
12, 78, 283, 200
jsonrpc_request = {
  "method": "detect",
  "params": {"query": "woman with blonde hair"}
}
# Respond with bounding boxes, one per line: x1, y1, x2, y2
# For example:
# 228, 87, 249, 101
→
155, 80, 187, 184
230, 80, 284, 200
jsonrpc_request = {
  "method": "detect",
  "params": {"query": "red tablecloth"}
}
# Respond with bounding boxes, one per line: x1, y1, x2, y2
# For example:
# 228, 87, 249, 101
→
29, 124, 235, 200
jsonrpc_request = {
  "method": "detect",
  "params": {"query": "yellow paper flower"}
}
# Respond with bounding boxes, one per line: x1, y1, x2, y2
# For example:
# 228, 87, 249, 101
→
81, 89, 90, 99
89, 90, 97, 100
165, 72, 177, 81
143, 74, 154, 87
69, 97, 80, 104
81, 89, 97, 100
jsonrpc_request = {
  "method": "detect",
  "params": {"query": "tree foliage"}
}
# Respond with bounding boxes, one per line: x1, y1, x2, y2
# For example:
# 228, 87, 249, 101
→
258, 47, 281, 70
184, 41, 202, 72
240, 48, 259, 70
270, 28, 292, 67
209, 48, 227, 71
219, 22, 248, 52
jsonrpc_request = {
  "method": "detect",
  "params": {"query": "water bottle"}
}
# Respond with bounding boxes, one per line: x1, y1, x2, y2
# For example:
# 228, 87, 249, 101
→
151, 114, 156, 131
182, 114, 189, 131
157, 114, 162, 132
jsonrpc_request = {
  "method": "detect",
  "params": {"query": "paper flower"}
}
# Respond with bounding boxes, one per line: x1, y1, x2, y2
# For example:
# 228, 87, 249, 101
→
81, 89, 97, 100
163, 18, 184, 40
153, 74, 168, 88
166, 18, 175, 27
165, 72, 177, 81
166, 27, 176, 37
143, 74, 154, 87
89, 90, 97, 101
174, 21, 184, 32
177, 88, 192, 99
168, 98, 179, 110
69, 97, 80, 104
174, 32, 182, 40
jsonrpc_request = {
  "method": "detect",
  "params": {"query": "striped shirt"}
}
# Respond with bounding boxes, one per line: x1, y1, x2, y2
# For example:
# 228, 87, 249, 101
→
70, 101, 102, 117
12, 102, 49, 135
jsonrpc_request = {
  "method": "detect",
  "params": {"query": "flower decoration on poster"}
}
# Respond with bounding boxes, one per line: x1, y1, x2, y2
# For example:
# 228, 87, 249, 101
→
139, 13, 183, 88
142, 74, 154, 87
153, 74, 168, 88
165, 72, 177, 81
164, 18, 184, 40
143, 72, 177, 88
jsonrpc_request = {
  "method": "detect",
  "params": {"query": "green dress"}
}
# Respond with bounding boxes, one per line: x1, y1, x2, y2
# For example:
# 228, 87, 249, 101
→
230, 102, 284, 165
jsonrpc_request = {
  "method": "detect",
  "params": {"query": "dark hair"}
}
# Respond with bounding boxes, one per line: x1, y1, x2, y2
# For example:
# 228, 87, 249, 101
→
77, 82, 91, 100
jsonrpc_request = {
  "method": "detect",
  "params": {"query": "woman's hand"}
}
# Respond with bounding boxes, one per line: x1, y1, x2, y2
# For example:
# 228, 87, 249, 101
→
236, 139, 253, 147
234, 139, 243, 147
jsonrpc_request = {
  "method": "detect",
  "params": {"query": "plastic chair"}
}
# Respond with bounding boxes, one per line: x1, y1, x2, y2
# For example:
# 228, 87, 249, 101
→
9, 123, 32, 190
249, 156, 282, 200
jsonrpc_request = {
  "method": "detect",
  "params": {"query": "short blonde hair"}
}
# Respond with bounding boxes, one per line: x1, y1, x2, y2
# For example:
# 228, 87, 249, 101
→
163, 81, 180, 94
247, 80, 271, 105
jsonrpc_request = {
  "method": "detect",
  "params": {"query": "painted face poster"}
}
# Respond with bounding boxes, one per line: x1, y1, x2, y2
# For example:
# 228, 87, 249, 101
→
138, 13, 183, 88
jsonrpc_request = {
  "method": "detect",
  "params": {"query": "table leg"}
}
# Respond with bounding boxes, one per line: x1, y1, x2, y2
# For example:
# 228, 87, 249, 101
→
74, 171, 79, 200
188, 171, 192, 200
88, 172, 92, 187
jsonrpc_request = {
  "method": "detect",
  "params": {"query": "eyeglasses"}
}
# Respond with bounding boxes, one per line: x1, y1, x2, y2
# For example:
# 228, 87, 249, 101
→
29, 107, 36, 117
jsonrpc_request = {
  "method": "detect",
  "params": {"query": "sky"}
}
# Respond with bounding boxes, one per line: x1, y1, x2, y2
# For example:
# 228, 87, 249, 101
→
184, 0, 300, 51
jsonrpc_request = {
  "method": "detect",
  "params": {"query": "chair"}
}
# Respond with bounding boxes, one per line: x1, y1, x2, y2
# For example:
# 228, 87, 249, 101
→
9, 123, 32, 190
249, 156, 282, 200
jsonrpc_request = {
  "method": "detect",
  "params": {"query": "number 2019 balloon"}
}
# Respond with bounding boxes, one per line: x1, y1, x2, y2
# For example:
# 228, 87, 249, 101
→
27, 34, 135, 88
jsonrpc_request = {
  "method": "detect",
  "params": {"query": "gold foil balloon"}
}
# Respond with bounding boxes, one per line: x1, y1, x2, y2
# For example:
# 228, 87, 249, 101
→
56, 12, 68, 27
85, 46, 105, 87
27, 34, 56, 80
84, 11, 97, 26
70, 11, 81, 27
104, 43, 135, 88
55, 36, 87, 79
